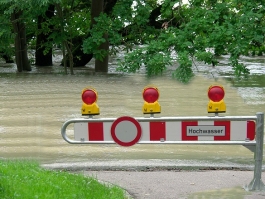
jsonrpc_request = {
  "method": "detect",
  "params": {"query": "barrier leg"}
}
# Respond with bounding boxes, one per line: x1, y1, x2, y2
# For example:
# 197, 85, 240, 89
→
245, 112, 265, 191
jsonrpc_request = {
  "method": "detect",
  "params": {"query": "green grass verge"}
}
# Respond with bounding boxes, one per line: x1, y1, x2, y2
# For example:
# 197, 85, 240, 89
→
0, 160, 127, 199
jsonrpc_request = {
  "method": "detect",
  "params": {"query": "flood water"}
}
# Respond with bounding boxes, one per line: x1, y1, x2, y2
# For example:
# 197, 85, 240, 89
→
0, 54, 265, 167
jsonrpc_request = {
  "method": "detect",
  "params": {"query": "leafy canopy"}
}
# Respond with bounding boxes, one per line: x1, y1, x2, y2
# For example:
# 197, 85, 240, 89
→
0, 0, 264, 83
83, 0, 265, 83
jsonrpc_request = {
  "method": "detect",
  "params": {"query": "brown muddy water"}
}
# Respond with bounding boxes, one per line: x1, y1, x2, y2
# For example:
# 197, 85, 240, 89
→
0, 55, 265, 167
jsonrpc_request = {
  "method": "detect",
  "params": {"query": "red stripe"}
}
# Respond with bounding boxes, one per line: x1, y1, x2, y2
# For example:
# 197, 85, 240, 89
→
182, 121, 198, 141
214, 121, 230, 140
247, 121, 255, 140
88, 122, 104, 141
150, 122, 165, 141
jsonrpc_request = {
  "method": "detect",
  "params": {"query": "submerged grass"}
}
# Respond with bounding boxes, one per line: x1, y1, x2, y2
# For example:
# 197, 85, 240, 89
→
0, 160, 127, 199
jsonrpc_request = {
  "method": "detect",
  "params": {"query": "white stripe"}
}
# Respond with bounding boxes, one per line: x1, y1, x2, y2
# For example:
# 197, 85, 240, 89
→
198, 121, 214, 126
139, 122, 150, 141
231, 121, 246, 141
197, 121, 215, 141
166, 121, 181, 141
74, 123, 88, 141
103, 122, 113, 141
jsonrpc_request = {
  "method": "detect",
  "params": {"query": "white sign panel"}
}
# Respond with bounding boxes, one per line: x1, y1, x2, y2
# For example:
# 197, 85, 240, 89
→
187, 126, 225, 136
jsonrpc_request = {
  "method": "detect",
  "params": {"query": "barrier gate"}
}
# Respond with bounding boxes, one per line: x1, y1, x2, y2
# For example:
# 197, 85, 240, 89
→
61, 85, 265, 191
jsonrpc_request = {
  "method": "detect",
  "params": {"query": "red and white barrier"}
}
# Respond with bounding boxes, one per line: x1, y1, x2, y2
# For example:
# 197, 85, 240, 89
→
73, 118, 255, 145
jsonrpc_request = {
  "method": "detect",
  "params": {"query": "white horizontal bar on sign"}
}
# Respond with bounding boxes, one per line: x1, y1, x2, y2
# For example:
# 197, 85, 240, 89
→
135, 116, 257, 122
63, 116, 257, 124
64, 141, 116, 144
137, 141, 256, 145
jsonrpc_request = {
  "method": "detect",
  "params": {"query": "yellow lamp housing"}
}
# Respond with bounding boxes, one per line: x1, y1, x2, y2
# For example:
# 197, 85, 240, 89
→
142, 86, 161, 114
81, 103, 100, 115
207, 100, 226, 113
81, 88, 100, 116
142, 101, 161, 114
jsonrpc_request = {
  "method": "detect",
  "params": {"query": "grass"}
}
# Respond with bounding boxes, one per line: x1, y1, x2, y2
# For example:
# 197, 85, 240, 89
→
0, 160, 127, 199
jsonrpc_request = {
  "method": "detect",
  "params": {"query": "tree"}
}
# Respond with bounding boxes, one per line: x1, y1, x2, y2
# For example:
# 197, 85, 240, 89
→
0, 3, 14, 63
83, 0, 265, 82
52, 0, 93, 72
0, 0, 264, 82
0, 0, 53, 71
11, 9, 31, 72
91, 0, 108, 72
35, 4, 55, 66
65, 0, 118, 71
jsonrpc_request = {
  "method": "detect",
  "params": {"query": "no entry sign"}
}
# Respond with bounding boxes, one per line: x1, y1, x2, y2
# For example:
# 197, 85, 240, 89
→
111, 116, 142, 146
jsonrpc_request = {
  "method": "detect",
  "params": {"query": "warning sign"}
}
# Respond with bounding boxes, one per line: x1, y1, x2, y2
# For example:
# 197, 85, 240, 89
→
187, 126, 226, 136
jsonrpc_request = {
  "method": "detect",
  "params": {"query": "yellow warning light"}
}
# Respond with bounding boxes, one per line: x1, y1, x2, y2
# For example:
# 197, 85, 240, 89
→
207, 85, 226, 113
142, 86, 161, 114
81, 87, 100, 116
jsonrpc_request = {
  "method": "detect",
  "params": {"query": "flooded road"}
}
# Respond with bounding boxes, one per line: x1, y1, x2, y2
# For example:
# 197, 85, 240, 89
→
0, 55, 264, 167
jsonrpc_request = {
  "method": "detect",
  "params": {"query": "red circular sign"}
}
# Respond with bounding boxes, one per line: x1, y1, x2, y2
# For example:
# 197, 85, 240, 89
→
111, 116, 142, 147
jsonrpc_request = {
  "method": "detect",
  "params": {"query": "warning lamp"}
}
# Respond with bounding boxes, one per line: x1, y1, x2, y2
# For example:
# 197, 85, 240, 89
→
81, 88, 100, 116
142, 86, 161, 114
207, 85, 226, 114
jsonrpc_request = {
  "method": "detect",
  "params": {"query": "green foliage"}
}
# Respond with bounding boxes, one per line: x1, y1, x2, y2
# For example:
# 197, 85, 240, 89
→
229, 56, 250, 77
195, 51, 218, 66
83, 13, 122, 61
0, 18, 14, 56
82, 0, 157, 60
0, 0, 91, 65
172, 52, 193, 83
117, 43, 172, 76
132, 0, 153, 26
116, 0, 265, 82
0, 160, 126, 199
117, 48, 144, 73
0, 0, 264, 82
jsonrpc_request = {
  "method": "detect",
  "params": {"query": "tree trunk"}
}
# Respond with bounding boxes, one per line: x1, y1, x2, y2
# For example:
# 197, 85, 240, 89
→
35, 5, 54, 66
11, 10, 31, 72
95, 33, 109, 72
55, 3, 74, 74
60, 37, 93, 67
19, 19, 31, 71
62, 42, 67, 74
91, 0, 108, 72
64, 40, 74, 75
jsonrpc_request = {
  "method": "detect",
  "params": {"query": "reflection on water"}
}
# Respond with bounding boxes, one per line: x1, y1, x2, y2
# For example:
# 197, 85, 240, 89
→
0, 55, 265, 166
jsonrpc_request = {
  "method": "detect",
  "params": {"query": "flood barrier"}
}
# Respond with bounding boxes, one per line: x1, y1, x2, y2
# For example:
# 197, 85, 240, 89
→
61, 86, 265, 191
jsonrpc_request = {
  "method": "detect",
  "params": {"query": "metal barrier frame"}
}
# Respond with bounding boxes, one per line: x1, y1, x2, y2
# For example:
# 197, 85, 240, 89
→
61, 112, 265, 191
245, 112, 265, 191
